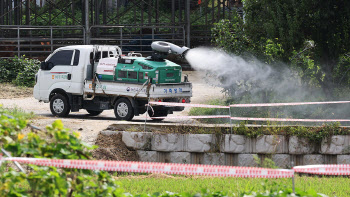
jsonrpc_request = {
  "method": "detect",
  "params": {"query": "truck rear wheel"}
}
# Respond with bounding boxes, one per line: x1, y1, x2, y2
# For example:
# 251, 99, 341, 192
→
86, 110, 103, 116
148, 110, 168, 121
114, 98, 134, 121
50, 94, 70, 117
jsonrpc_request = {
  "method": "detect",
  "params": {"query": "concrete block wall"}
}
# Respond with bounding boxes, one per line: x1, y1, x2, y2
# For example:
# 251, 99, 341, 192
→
101, 131, 350, 167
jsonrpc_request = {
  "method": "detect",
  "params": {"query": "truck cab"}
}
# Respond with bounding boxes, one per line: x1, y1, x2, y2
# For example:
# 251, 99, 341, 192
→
34, 42, 192, 121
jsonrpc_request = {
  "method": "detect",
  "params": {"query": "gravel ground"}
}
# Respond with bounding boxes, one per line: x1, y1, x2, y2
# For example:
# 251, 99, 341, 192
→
0, 71, 225, 147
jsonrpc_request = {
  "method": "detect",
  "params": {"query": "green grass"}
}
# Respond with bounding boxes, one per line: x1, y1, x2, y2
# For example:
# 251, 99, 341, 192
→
0, 106, 36, 120
188, 99, 230, 124
116, 175, 350, 196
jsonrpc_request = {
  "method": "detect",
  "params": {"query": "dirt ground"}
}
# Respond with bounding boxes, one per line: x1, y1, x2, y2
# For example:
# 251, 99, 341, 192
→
0, 83, 33, 99
0, 71, 225, 147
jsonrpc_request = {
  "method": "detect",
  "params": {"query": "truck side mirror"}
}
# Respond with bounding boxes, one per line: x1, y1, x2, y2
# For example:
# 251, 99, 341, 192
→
40, 62, 47, 70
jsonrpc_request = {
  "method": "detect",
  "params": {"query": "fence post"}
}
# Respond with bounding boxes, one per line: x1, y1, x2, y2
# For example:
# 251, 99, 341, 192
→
144, 98, 150, 132
291, 161, 295, 193
229, 107, 232, 134
50, 27, 53, 52
17, 27, 20, 57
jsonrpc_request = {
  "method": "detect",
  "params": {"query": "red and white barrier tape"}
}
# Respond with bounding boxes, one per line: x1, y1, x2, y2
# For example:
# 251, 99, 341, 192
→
151, 115, 230, 119
0, 157, 293, 178
230, 117, 350, 122
148, 102, 229, 109
150, 115, 350, 122
2, 156, 349, 176
149, 101, 350, 109
230, 101, 350, 108
293, 165, 350, 175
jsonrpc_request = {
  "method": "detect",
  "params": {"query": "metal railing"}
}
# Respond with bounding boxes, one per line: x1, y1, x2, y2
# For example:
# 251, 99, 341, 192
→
0, 26, 85, 59
0, 25, 186, 59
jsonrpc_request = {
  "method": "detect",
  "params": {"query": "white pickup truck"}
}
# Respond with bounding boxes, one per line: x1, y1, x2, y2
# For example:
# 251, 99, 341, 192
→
33, 42, 192, 121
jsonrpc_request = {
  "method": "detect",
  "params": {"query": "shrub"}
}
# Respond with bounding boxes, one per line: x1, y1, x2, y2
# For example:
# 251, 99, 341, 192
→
14, 58, 40, 87
0, 106, 122, 196
0, 56, 40, 87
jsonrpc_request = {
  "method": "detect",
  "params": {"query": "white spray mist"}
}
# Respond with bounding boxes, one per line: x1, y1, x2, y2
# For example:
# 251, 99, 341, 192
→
185, 47, 309, 102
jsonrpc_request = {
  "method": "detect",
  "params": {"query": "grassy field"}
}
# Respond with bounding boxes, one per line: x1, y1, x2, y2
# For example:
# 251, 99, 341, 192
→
115, 174, 350, 196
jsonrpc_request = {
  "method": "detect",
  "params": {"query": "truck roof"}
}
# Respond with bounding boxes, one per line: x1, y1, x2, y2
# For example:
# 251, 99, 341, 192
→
57, 45, 120, 51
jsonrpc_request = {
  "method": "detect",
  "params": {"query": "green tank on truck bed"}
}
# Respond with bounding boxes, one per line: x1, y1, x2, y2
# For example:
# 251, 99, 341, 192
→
33, 41, 192, 121
96, 57, 182, 84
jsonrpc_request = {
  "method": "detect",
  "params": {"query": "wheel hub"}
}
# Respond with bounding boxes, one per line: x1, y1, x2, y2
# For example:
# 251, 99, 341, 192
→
52, 98, 64, 113
117, 102, 128, 117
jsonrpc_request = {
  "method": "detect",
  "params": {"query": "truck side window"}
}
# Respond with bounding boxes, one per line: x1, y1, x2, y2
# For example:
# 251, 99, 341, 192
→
139, 72, 144, 80
47, 50, 74, 67
128, 71, 138, 79
73, 50, 80, 65
118, 71, 127, 78
138, 63, 152, 70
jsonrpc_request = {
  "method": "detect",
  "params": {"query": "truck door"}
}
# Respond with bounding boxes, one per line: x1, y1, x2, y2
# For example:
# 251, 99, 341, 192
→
39, 50, 74, 100
68, 50, 84, 94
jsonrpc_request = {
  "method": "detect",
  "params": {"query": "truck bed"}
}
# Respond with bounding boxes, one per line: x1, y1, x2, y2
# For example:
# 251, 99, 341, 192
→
83, 80, 192, 99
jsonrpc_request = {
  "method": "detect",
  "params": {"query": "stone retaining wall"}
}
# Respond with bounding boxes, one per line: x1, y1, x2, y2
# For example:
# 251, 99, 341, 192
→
101, 131, 350, 167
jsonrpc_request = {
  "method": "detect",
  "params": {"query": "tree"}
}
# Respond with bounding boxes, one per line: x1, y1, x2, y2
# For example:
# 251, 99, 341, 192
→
243, 0, 350, 95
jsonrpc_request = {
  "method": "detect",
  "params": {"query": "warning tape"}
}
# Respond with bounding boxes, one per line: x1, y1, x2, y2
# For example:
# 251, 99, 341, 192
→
2, 156, 349, 176
230, 117, 350, 122
150, 115, 350, 122
1, 157, 294, 178
149, 101, 350, 108
293, 165, 350, 175
148, 102, 229, 109
230, 101, 350, 108
151, 115, 230, 119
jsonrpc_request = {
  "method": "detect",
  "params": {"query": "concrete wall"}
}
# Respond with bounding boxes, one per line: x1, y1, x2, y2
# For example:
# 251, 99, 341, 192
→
100, 131, 350, 168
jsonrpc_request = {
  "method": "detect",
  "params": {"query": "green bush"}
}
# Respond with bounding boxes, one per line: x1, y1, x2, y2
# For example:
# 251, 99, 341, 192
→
0, 106, 122, 196
14, 58, 40, 87
0, 57, 40, 87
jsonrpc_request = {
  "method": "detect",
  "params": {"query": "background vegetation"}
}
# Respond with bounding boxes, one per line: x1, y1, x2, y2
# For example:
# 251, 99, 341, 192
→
0, 57, 40, 87
192, 0, 350, 123
212, 0, 350, 99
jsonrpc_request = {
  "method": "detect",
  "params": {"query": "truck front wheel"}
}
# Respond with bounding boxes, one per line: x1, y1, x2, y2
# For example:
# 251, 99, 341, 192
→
114, 98, 134, 121
50, 94, 70, 117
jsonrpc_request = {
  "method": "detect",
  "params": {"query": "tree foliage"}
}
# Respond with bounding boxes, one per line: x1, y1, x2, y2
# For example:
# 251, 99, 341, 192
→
212, 0, 350, 97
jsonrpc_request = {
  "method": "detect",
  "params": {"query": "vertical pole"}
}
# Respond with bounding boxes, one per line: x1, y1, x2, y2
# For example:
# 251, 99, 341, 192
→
14, 0, 18, 25
85, 0, 90, 44
217, 0, 220, 22
156, 0, 159, 25
144, 98, 150, 132
148, 0, 151, 24
0, 0, 4, 25
103, 0, 107, 25
50, 27, 53, 52
229, 107, 232, 134
222, 0, 225, 19
205, 0, 207, 26
120, 27, 123, 50
17, 27, 20, 57
25, 0, 30, 25
171, 0, 175, 41
211, 0, 214, 24
72, 0, 75, 25
291, 161, 295, 193
186, 0, 190, 47
152, 27, 154, 41
9, 0, 13, 25
178, 0, 182, 24
49, 0, 52, 25
141, 0, 144, 26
